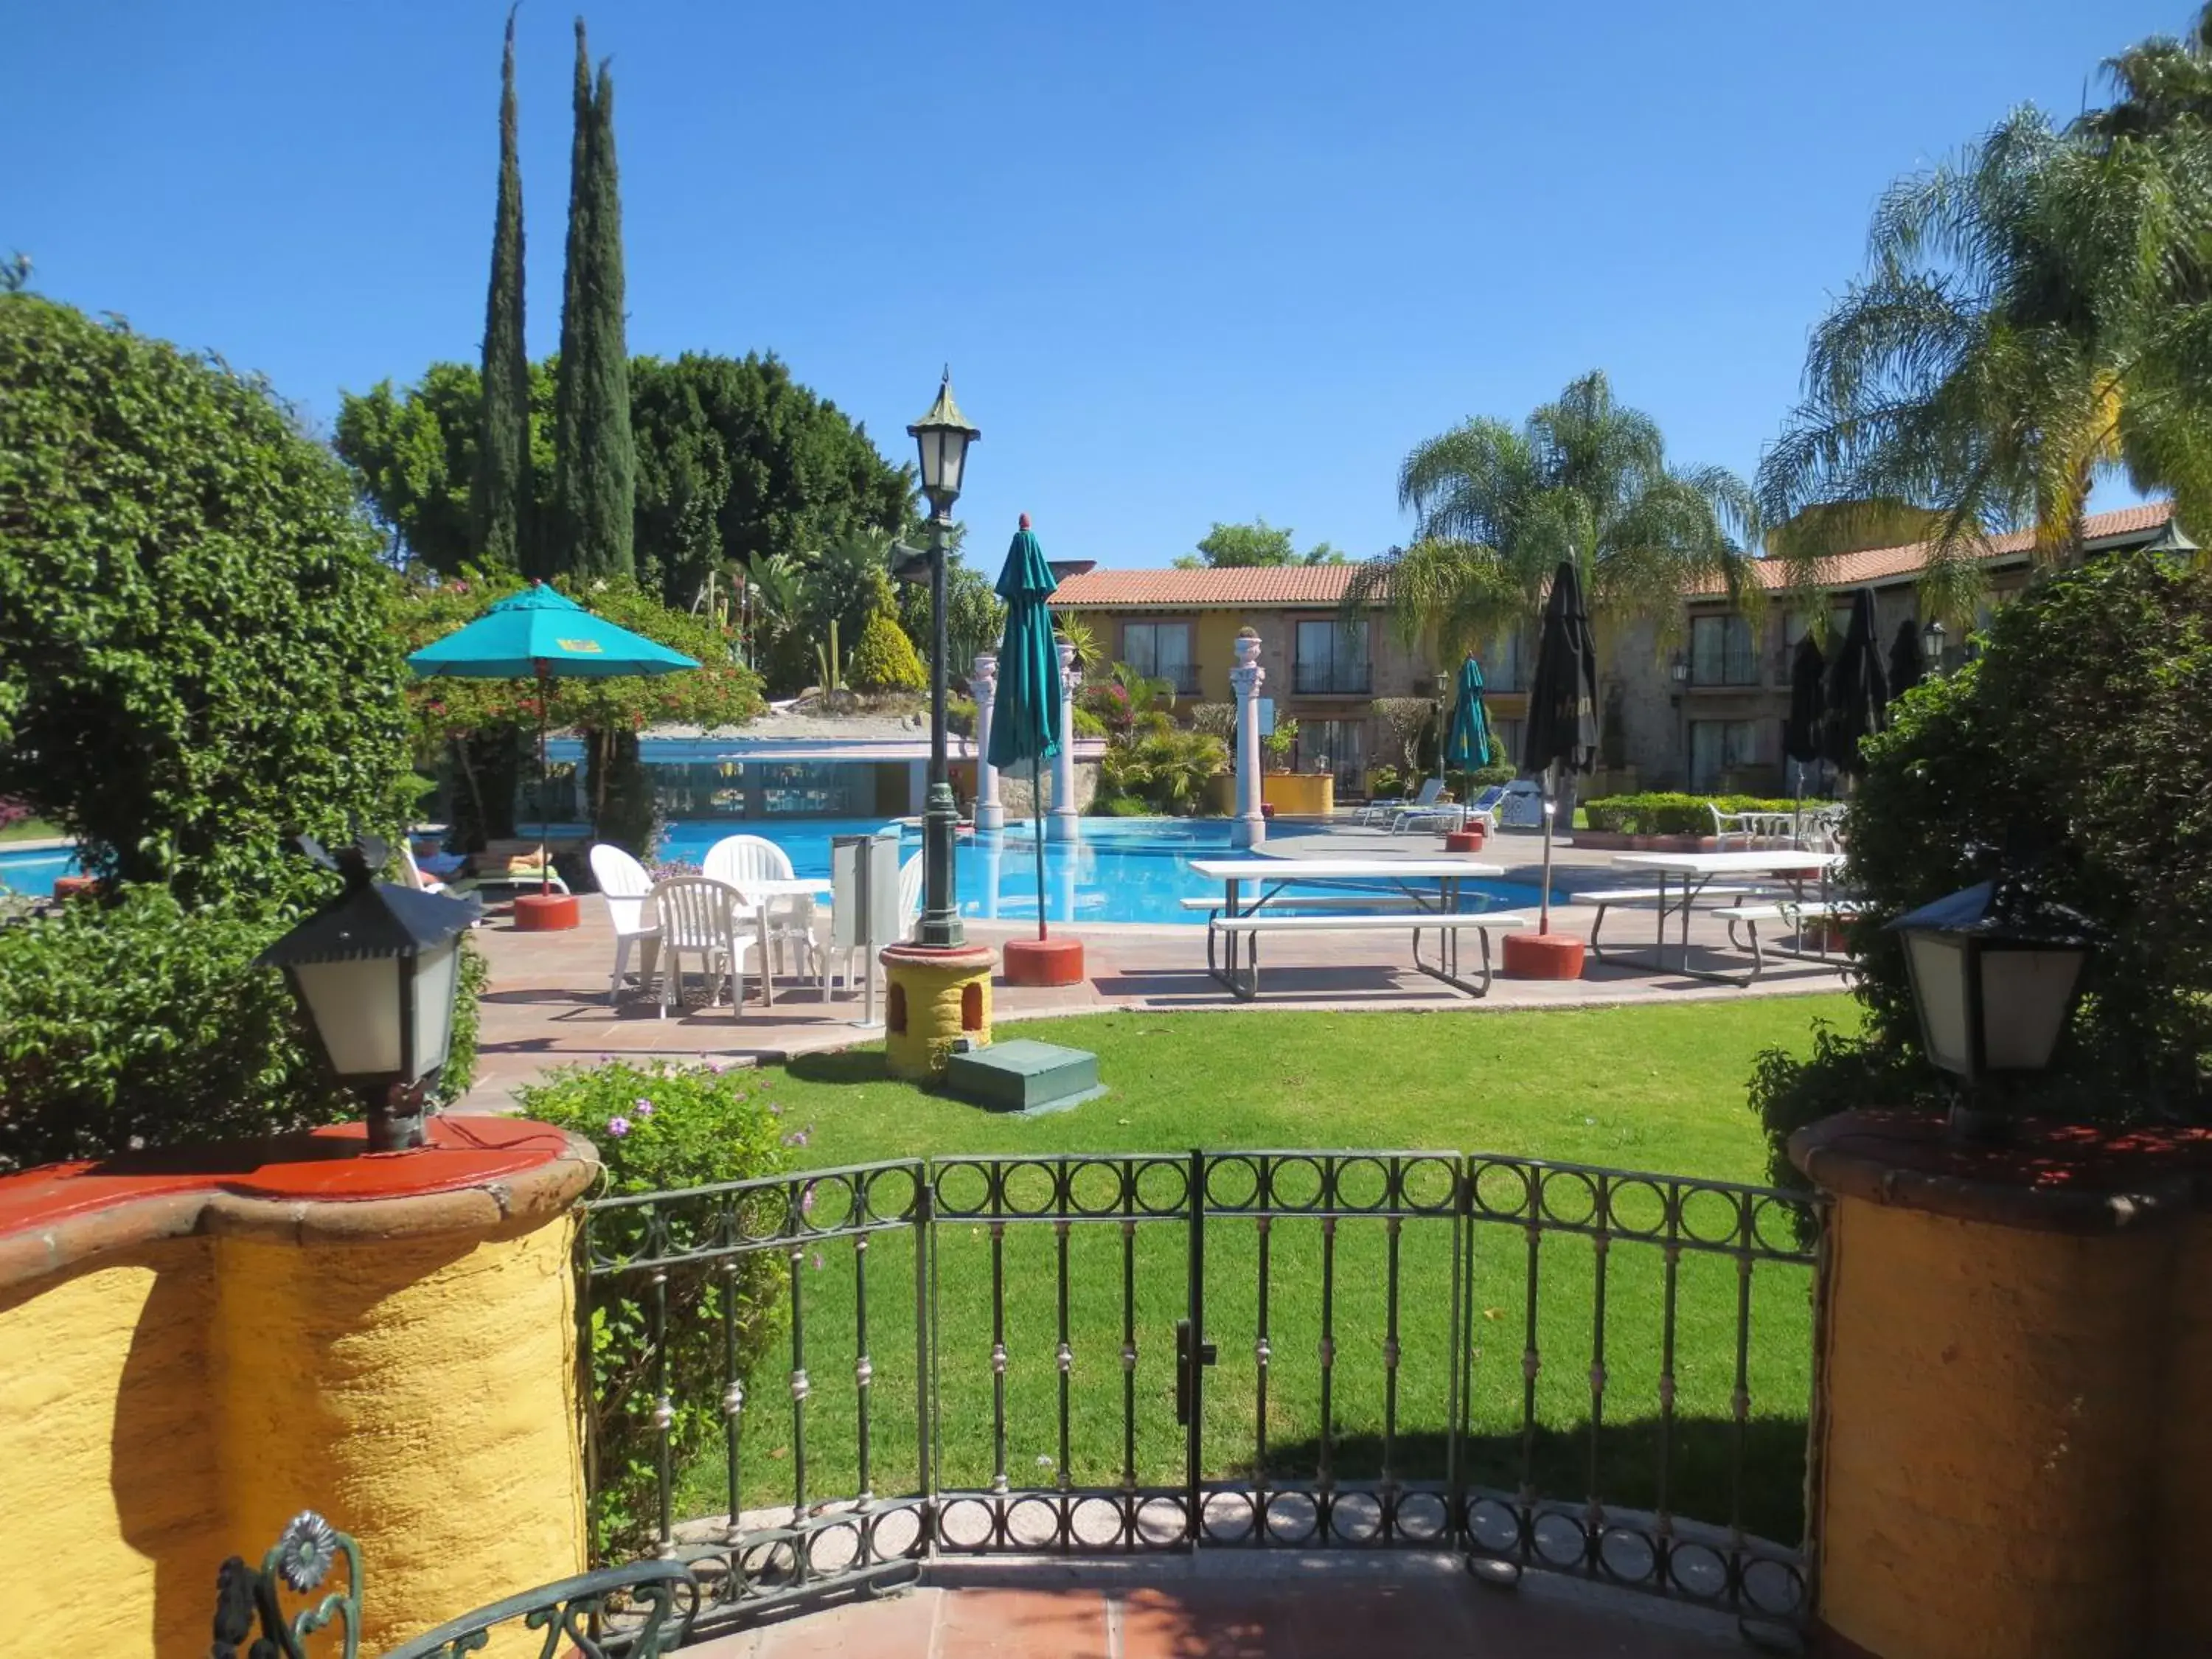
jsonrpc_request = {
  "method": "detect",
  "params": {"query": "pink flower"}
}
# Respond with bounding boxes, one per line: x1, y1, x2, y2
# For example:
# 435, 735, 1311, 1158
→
606, 1116, 631, 1138
633, 1097, 655, 1118
800, 1183, 817, 1214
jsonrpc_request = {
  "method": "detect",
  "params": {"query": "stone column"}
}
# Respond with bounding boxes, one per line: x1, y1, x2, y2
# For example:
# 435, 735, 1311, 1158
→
1048, 638, 1081, 842
970, 652, 1004, 833
1231, 631, 1266, 848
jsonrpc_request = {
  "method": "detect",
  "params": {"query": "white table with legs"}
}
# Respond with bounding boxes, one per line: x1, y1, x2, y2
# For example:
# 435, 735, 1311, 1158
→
1597, 851, 1844, 984
711, 875, 832, 1006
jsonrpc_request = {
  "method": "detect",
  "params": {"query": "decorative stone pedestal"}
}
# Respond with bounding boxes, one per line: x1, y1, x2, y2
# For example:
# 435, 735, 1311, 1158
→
1003, 936, 1085, 987
1501, 931, 1585, 979
0, 1116, 598, 1658
513, 891, 580, 931
881, 942, 995, 1080
1790, 1112, 2211, 1659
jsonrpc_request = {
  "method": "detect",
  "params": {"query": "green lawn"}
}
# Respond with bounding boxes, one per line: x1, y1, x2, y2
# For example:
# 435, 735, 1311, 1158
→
622, 997, 1851, 1555
0, 817, 60, 842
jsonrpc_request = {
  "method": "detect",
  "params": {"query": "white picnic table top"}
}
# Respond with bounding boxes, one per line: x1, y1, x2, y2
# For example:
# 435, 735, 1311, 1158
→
1189, 858, 1505, 882
723, 876, 833, 896
1607, 851, 1843, 877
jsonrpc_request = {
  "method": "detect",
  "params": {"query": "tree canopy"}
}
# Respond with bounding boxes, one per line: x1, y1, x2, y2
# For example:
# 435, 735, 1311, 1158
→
471, 6, 532, 573
1175, 517, 1345, 568
0, 293, 415, 903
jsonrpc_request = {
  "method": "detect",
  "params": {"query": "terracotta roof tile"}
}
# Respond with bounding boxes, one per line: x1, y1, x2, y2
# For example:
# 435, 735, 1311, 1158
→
1688, 503, 2173, 597
1051, 566, 1363, 608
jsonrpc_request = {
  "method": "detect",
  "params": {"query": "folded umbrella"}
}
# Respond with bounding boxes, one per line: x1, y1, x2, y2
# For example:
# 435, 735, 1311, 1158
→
987, 516, 1064, 939
1520, 560, 1599, 933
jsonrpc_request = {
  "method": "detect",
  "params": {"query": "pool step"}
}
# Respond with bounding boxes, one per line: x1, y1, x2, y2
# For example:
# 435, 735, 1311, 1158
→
945, 1040, 1103, 1116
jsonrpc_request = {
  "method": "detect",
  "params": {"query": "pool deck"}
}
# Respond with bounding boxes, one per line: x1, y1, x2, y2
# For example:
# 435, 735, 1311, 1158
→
456, 824, 1851, 1113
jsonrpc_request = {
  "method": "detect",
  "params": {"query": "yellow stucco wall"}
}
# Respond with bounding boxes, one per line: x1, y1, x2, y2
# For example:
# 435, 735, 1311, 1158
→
0, 1207, 584, 1658
884, 946, 994, 1079
1816, 1194, 2173, 1659
215, 1218, 585, 1656
0, 1239, 221, 1657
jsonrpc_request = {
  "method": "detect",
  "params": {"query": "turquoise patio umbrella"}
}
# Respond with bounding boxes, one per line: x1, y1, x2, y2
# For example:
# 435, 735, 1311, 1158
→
408, 581, 698, 887
987, 515, 1063, 939
1442, 654, 1493, 772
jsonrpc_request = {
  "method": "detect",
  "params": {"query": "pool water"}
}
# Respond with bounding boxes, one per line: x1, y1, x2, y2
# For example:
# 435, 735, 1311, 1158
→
0, 846, 78, 898
654, 817, 1552, 927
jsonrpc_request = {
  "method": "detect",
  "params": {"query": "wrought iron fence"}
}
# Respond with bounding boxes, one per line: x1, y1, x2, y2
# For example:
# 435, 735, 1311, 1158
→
577, 1150, 1822, 1635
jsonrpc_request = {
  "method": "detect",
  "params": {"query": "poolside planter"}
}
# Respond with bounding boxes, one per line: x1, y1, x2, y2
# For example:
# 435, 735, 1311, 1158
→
1261, 773, 1333, 817
1791, 1111, 2211, 1659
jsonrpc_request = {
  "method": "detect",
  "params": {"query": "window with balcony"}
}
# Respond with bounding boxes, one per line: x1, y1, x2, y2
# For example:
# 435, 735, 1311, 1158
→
1478, 632, 1525, 692
1293, 618, 1371, 695
1295, 717, 1366, 793
1690, 614, 1759, 686
1121, 621, 1198, 695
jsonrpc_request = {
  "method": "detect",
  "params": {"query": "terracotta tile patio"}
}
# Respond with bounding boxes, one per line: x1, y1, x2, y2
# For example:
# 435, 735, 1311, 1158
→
456, 828, 1849, 1112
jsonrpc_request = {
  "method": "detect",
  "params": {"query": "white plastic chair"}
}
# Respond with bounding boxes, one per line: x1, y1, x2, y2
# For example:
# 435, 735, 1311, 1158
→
647, 877, 751, 1018
589, 844, 661, 1006
703, 834, 820, 987
897, 852, 924, 942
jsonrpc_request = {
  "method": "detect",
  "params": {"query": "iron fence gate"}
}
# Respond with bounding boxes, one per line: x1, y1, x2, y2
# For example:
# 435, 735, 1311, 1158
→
577, 1150, 1822, 1635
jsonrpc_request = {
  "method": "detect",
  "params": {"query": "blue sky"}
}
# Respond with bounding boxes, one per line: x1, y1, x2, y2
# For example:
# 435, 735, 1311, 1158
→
9, 0, 2176, 568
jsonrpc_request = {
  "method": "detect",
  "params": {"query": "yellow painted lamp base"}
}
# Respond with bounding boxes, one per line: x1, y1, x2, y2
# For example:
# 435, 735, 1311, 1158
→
880, 942, 995, 1079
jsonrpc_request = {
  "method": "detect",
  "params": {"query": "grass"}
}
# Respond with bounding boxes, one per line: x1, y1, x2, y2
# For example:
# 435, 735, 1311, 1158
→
606, 997, 1852, 1557
0, 817, 60, 843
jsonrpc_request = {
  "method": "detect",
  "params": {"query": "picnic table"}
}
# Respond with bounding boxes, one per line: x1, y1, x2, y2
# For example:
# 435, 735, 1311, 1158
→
1187, 857, 1522, 1000
1594, 850, 1845, 984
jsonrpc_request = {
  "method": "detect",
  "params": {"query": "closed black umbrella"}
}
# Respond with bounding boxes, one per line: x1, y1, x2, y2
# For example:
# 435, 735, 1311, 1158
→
1887, 617, 1924, 703
1820, 587, 1888, 779
1521, 560, 1599, 932
1783, 632, 1826, 805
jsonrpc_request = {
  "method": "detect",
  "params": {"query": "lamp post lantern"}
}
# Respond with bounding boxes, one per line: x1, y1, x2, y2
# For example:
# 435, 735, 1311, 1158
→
1921, 619, 1947, 673
1887, 876, 2097, 1141
905, 369, 981, 950
255, 835, 481, 1152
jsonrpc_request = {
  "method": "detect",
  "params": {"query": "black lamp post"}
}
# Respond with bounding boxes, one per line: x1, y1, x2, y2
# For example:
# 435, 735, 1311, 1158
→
905, 370, 981, 950
255, 836, 480, 1152
1887, 877, 2096, 1141
1921, 619, 1947, 675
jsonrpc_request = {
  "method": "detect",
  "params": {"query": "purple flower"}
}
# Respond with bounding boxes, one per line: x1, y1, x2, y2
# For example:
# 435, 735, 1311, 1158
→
767, 1103, 782, 1116
800, 1183, 817, 1214
783, 1129, 810, 1147
606, 1116, 631, 1138
633, 1097, 655, 1119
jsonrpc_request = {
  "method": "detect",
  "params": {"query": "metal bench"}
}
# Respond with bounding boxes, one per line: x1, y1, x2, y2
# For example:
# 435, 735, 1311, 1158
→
1180, 893, 1422, 919
1706, 900, 1862, 981
1586, 883, 1773, 959
1206, 909, 1529, 1000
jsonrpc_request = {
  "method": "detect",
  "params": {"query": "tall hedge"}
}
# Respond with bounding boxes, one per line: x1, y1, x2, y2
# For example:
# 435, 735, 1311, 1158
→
1748, 548, 2212, 1191
0, 294, 416, 903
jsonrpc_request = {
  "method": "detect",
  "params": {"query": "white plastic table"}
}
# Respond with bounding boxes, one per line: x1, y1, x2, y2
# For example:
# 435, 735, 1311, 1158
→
710, 875, 832, 1006
1601, 851, 1844, 983
1189, 857, 1509, 998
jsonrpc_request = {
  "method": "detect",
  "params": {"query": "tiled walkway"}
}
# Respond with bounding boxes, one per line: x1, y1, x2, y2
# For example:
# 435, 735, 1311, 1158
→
691, 1559, 1746, 1658
458, 827, 1851, 1111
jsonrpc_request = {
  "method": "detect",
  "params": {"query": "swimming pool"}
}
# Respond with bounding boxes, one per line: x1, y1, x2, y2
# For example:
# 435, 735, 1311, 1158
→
655, 817, 1553, 927
0, 846, 78, 898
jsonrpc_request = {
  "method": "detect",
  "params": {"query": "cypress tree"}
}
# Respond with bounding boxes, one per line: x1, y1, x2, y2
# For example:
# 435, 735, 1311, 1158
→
473, 6, 532, 575
549, 16, 635, 580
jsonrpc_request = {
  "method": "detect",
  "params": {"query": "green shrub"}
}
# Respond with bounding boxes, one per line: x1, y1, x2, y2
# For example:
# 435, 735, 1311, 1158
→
517, 1058, 793, 1558
1748, 549, 2212, 1194
0, 296, 416, 906
1099, 796, 1151, 816
1262, 717, 1298, 770
1099, 728, 1228, 815
846, 609, 928, 693
1581, 793, 1816, 835
1366, 765, 1406, 801
947, 694, 978, 737
0, 883, 488, 1175
1071, 706, 1107, 739
1469, 759, 1518, 787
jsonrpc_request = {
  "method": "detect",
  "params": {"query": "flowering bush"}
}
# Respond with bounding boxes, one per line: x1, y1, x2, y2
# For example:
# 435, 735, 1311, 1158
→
517, 1057, 792, 1556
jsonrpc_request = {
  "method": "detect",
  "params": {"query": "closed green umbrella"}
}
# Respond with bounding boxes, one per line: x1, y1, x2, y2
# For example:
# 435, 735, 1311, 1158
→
1442, 654, 1493, 772
987, 515, 1063, 940
1522, 560, 1600, 934
409, 581, 698, 891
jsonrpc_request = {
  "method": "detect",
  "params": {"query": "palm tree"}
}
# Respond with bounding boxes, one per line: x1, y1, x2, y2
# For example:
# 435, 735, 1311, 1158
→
1759, 11, 2212, 614
1347, 371, 1758, 815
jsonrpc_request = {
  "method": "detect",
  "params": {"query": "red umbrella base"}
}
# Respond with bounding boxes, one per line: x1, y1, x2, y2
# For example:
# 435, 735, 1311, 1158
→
1502, 931, 1585, 980
1002, 937, 1086, 987
513, 893, 580, 931
1444, 827, 1488, 853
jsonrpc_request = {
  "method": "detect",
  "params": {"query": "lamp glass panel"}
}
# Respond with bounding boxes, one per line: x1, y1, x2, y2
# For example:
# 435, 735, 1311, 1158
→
1905, 932, 1972, 1074
293, 956, 403, 1078
936, 429, 967, 497
915, 428, 943, 493
408, 939, 462, 1078
1979, 946, 2087, 1070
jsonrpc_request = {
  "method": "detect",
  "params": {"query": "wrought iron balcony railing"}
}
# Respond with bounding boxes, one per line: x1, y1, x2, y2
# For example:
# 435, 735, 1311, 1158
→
1290, 663, 1372, 695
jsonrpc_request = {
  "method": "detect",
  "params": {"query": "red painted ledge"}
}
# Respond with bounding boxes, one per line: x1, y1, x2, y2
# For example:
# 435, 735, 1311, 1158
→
0, 1117, 599, 1290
